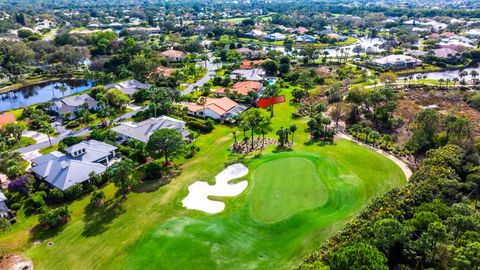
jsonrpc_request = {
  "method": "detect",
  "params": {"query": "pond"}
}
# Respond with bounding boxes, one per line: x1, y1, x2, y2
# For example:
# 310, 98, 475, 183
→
0, 79, 95, 112
399, 64, 480, 82
267, 37, 387, 57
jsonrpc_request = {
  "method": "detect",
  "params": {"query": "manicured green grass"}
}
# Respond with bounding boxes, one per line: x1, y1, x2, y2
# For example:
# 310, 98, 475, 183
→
125, 143, 405, 270
1, 85, 406, 270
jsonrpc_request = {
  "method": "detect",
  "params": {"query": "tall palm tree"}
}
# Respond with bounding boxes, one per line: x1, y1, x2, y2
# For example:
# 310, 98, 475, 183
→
289, 124, 297, 145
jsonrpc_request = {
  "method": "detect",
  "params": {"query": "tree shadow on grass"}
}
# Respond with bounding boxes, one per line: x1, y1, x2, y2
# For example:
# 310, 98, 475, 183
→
131, 171, 179, 194
272, 146, 293, 153
29, 223, 67, 243
81, 198, 126, 237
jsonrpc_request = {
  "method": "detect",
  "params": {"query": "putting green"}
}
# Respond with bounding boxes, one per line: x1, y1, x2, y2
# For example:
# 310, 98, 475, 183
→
250, 155, 328, 223
126, 143, 406, 270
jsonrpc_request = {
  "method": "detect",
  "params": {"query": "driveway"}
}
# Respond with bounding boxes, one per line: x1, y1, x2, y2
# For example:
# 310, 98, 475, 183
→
181, 53, 219, 96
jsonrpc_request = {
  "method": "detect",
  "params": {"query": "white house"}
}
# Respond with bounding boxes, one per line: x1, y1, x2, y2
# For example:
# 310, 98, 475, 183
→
181, 97, 248, 122
51, 94, 98, 118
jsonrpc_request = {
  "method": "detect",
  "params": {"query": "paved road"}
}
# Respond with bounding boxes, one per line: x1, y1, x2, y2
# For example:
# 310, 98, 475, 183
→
181, 53, 218, 95
18, 127, 90, 154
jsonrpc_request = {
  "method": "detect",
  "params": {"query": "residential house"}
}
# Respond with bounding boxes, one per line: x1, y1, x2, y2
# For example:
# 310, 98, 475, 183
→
373, 55, 422, 69
265, 32, 286, 42
240, 59, 269, 69
153, 66, 178, 77
111, 116, 191, 143
105, 79, 150, 96
466, 29, 480, 38
181, 97, 248, 122
30, 140, 117, 191
0, 191, 9, 218
296, 35, 316, 43
291, 27, 308, 35
160, 49, 186, 61
51, 94, 98, 118
231, 68, 266, 81
431, 48, 460, 59
215, 81, 263, 97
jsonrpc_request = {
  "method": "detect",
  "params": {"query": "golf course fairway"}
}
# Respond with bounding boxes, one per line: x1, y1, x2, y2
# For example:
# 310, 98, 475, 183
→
126, 141, 406, 270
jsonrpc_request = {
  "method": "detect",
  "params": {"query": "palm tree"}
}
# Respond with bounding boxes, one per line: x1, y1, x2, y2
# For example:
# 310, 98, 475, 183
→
452, 77, 459, 87
289, 124, 297, 145
58, 83, 68, 97
39, 122, 55, 147
197, 96, 207, 119
470, 70, 479, 82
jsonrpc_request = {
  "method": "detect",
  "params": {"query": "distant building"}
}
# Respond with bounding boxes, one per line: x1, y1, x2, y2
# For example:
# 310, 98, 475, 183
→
181, 97, 248, 122
160, 49, 186, 61
30, 140, 117, 191
0, 191, 9, 218
265, 32, 286, 42
373, 55, 422, 69
51, 94, 98, 117
230, 68, 266, 81
105, 79, 149, 96
111, 116, 191, 143
295, 35, 316, 43
466, 29, 480, 38
215, 81, 263, 96
431, 48, 460, 59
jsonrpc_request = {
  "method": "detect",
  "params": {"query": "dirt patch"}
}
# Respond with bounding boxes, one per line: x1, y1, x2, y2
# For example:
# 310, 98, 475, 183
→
231, 138, 278, 154
394, 90, 480, 144
0, 253, 33, 270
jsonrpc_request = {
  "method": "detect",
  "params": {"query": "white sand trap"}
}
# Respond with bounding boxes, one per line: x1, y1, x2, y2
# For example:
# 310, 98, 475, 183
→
182, 163, 249, 214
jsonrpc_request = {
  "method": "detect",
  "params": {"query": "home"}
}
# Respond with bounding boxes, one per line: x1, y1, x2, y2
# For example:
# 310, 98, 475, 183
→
291, 27, 309, 35
439, 40, 474, 51
0, 191, 9, 218
230, 68, 266, 81
431, 48, 460, 59
153, 66, 178, 77
265, 32, 286, 42
181, 97, 248, 122
201, 40, 213, 49
30, 140, 117, 191
373, 55, 422, 69
466, 29, 480, 38
105, 79, 150, 96
296, 35, 316, 43
111, 116, 191, 143
215, 81, 263, 97
51, 94, 98, 118
245, 29, 267, 38
240, 59, 269, 69
160, 49, 186, 61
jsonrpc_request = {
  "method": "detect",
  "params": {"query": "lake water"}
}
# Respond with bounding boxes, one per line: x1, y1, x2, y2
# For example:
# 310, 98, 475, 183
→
0, 79, 95, 112
399, 65, 480, 82
267, 37, 386, 57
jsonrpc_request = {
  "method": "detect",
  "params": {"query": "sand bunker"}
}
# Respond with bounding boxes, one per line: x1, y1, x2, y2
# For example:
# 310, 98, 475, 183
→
182, 163, 249, 214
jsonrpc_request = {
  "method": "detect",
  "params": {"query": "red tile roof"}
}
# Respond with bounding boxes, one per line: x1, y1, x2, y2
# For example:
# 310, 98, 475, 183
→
215, 81, 263, 96
0, 113, 15, 126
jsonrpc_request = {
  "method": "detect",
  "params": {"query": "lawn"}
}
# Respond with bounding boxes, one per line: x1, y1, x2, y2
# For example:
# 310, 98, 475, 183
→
125, 144, 405, 270
0, 86, 406, 270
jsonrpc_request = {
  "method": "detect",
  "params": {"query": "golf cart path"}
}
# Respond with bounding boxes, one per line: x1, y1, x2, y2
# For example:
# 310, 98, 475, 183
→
336, 132, 412, 180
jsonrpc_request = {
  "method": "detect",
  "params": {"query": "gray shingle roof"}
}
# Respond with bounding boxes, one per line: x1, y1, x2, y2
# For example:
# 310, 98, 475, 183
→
111, 116, 190, 143
105, 79, 149, 96
30, 140, 117, 191
54, 94, 97, 114
0, 191, 6, 201
31, 159, 106, 191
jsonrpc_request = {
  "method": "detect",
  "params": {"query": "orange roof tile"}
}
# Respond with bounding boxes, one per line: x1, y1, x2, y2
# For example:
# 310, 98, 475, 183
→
0, 113, 15, 126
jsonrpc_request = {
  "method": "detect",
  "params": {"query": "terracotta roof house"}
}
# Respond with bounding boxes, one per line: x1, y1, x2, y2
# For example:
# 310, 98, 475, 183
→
240, 59, 269, 69
181, 97, 248, 122
215, 81, 263, 96
160, 49, 186, 61
105, 79, 150, 96
30, 140, 117, 191
291, 27, 308, 35
0, 113, 15, 127
111, 116, 191, 143
432, 48, 460, 59
153, 66, 178, 77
